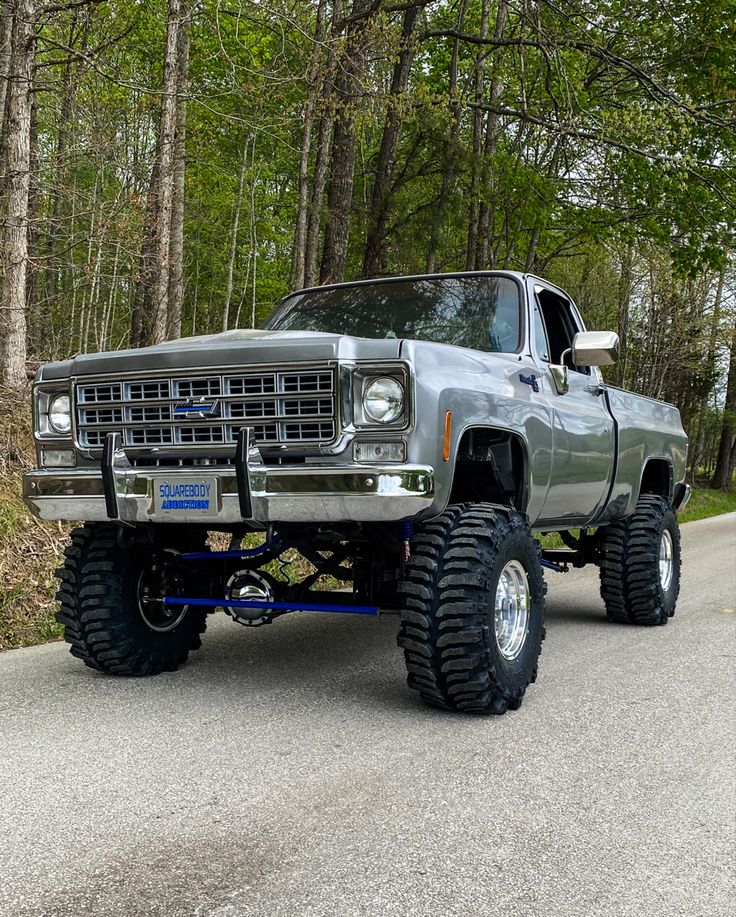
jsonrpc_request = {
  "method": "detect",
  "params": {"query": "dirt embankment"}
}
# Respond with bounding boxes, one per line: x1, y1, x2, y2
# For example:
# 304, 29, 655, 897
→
0, 386, 68, 649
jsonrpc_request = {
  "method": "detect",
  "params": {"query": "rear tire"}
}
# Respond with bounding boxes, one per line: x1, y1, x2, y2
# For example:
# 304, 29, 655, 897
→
56, 523, 209, 675
397, 504, 545, 714
599, 495, 681, 626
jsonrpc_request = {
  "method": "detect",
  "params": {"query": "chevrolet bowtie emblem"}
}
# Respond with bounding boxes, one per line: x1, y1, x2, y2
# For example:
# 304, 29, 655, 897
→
173, 397, 221, 419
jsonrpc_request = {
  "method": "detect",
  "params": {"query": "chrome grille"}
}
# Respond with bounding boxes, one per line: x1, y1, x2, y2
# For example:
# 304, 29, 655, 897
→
74, 367, 337, 452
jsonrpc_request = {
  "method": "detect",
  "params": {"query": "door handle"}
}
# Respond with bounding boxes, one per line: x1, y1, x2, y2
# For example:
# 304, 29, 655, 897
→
519, 373, 540, 393
585, 384, 606, 397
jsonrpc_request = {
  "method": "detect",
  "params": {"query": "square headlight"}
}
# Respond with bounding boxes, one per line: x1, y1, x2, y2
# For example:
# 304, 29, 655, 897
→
34, 386, 73, 439
350, 364, 410, 429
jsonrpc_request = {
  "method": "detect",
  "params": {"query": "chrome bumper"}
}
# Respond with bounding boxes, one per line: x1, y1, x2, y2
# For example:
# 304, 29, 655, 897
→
22, 463, 435, 524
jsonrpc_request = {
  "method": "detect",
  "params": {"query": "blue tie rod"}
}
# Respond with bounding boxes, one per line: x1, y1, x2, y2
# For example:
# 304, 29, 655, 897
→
163, 596, 379, 615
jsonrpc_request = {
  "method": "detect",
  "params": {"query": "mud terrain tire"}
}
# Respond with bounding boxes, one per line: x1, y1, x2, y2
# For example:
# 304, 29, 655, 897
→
397, 504, 545, 714
56, 523, 208, 675
599, 495, 681, 626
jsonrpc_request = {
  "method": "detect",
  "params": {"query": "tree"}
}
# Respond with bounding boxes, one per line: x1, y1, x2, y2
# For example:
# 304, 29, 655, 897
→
166, 0, 193, 340
425, 0, 467, 274
319, 0, 381, 284
290, 0, 328, 291
0, 0, 35, 387
362, 2, 421, 278
131, 0, 190, 347
221, 139, 247, 331
711, 314, 736, 490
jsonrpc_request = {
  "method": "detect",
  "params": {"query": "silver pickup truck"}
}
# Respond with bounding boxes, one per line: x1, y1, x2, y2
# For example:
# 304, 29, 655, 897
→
24, 271, 689, 714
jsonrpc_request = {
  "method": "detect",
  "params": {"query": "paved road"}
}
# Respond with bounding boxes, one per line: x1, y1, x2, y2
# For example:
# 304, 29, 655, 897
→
1, 514, 734, 917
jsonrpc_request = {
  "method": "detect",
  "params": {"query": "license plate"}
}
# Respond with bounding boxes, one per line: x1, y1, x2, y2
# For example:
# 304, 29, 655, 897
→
153, 476, 219, 517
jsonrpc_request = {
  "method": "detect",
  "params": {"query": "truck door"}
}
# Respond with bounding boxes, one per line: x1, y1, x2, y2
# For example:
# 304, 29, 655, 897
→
530, 282, 615, 526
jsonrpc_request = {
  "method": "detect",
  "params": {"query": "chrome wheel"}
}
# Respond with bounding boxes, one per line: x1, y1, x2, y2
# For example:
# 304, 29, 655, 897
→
138, 562, 188, 633
659, 529, 674, 592
494, 559, 530, 660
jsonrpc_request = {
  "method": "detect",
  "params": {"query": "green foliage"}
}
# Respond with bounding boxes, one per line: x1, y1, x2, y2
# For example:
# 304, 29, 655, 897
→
21, 0, 735, 346
9, 0, 734, 476
678, 487, 736, 523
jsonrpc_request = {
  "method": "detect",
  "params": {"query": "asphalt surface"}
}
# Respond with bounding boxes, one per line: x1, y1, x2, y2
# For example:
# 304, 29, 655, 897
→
1, 513, 734, 917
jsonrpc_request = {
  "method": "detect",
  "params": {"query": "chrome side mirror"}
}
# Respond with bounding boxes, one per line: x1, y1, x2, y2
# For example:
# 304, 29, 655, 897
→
549, 364, 569, 395
572, 331, 619, 367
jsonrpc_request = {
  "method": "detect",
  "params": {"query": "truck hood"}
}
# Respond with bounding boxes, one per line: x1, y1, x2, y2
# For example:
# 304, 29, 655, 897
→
37, 330, 403, 381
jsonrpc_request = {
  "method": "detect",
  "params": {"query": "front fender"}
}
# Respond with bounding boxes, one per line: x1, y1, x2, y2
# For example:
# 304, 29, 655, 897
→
401, 342, 553, 523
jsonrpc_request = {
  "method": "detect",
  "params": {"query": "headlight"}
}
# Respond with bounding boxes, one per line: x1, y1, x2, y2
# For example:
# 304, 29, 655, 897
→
48, 394, 72, 434
363, 377, 404, 424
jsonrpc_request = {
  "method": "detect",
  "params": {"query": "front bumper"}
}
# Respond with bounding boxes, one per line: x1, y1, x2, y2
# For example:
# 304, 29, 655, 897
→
22, 463, 435, 525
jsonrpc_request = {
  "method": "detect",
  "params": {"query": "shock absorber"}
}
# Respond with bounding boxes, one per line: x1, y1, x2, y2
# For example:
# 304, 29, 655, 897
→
400, 520, 414, 567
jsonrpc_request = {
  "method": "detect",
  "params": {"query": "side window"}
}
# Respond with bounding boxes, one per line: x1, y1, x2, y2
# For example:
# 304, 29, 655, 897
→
535, 286, 589, 375
487, 278, 521, 353
532, 297, 550, 362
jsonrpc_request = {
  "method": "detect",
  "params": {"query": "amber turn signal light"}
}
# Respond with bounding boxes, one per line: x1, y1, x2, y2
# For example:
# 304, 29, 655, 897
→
443, 411, 452, 462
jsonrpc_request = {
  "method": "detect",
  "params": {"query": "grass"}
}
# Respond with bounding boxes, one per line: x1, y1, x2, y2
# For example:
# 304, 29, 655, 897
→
0, 386, 69, 650
678, 486, 736, 524
0, 389, 734, 650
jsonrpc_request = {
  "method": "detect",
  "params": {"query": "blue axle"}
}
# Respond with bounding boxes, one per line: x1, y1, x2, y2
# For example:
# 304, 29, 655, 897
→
163, 596, 379, 615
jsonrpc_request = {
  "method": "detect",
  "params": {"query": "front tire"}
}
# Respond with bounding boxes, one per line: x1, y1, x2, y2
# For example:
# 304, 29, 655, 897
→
397, 504, 545, 714
599, 495, 681, 626
56, 523, 209, 675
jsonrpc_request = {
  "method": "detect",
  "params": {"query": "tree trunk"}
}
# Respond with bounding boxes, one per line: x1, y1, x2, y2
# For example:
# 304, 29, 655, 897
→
166, 0, 191, 341
248, 134, 258, 327
303, 0, 345, 288
147, 0, 182, 344
319, 0, 378, 285
475, 0, 509, 270
0, 2, 13, 156
130, 150, 159, 347
0, 0, 34, 387
615, 242, 634, 387
426, 0, 467, 274
728, 436, 736, 485
290, 0, 327, 291
44, 11, 86, 311
132, 0, 182, 347
25, 64, 37, 315
523, 225, 540, 272
465, 0, 489, 271
711, 313, 736, 490
691, 268, 725, 475
304, 105, 333, 287
222, 140, 247, 331
362, 3, 420, 278
44, 63, 73, 309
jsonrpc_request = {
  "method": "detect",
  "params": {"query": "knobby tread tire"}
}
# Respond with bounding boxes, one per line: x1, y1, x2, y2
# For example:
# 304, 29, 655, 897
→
56, 523, 208, 675
599, 495, 681, 626
397, 503, 546, 714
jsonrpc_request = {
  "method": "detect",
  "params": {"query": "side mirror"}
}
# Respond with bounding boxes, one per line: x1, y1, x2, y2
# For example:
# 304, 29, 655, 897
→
571, 331, 619, 367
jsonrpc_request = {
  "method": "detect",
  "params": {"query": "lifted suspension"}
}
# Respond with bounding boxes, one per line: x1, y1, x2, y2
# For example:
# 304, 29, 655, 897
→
152, 533, 379, 626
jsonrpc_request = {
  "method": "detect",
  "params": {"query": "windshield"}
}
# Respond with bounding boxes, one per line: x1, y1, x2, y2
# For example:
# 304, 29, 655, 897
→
264, 275, 521, 353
